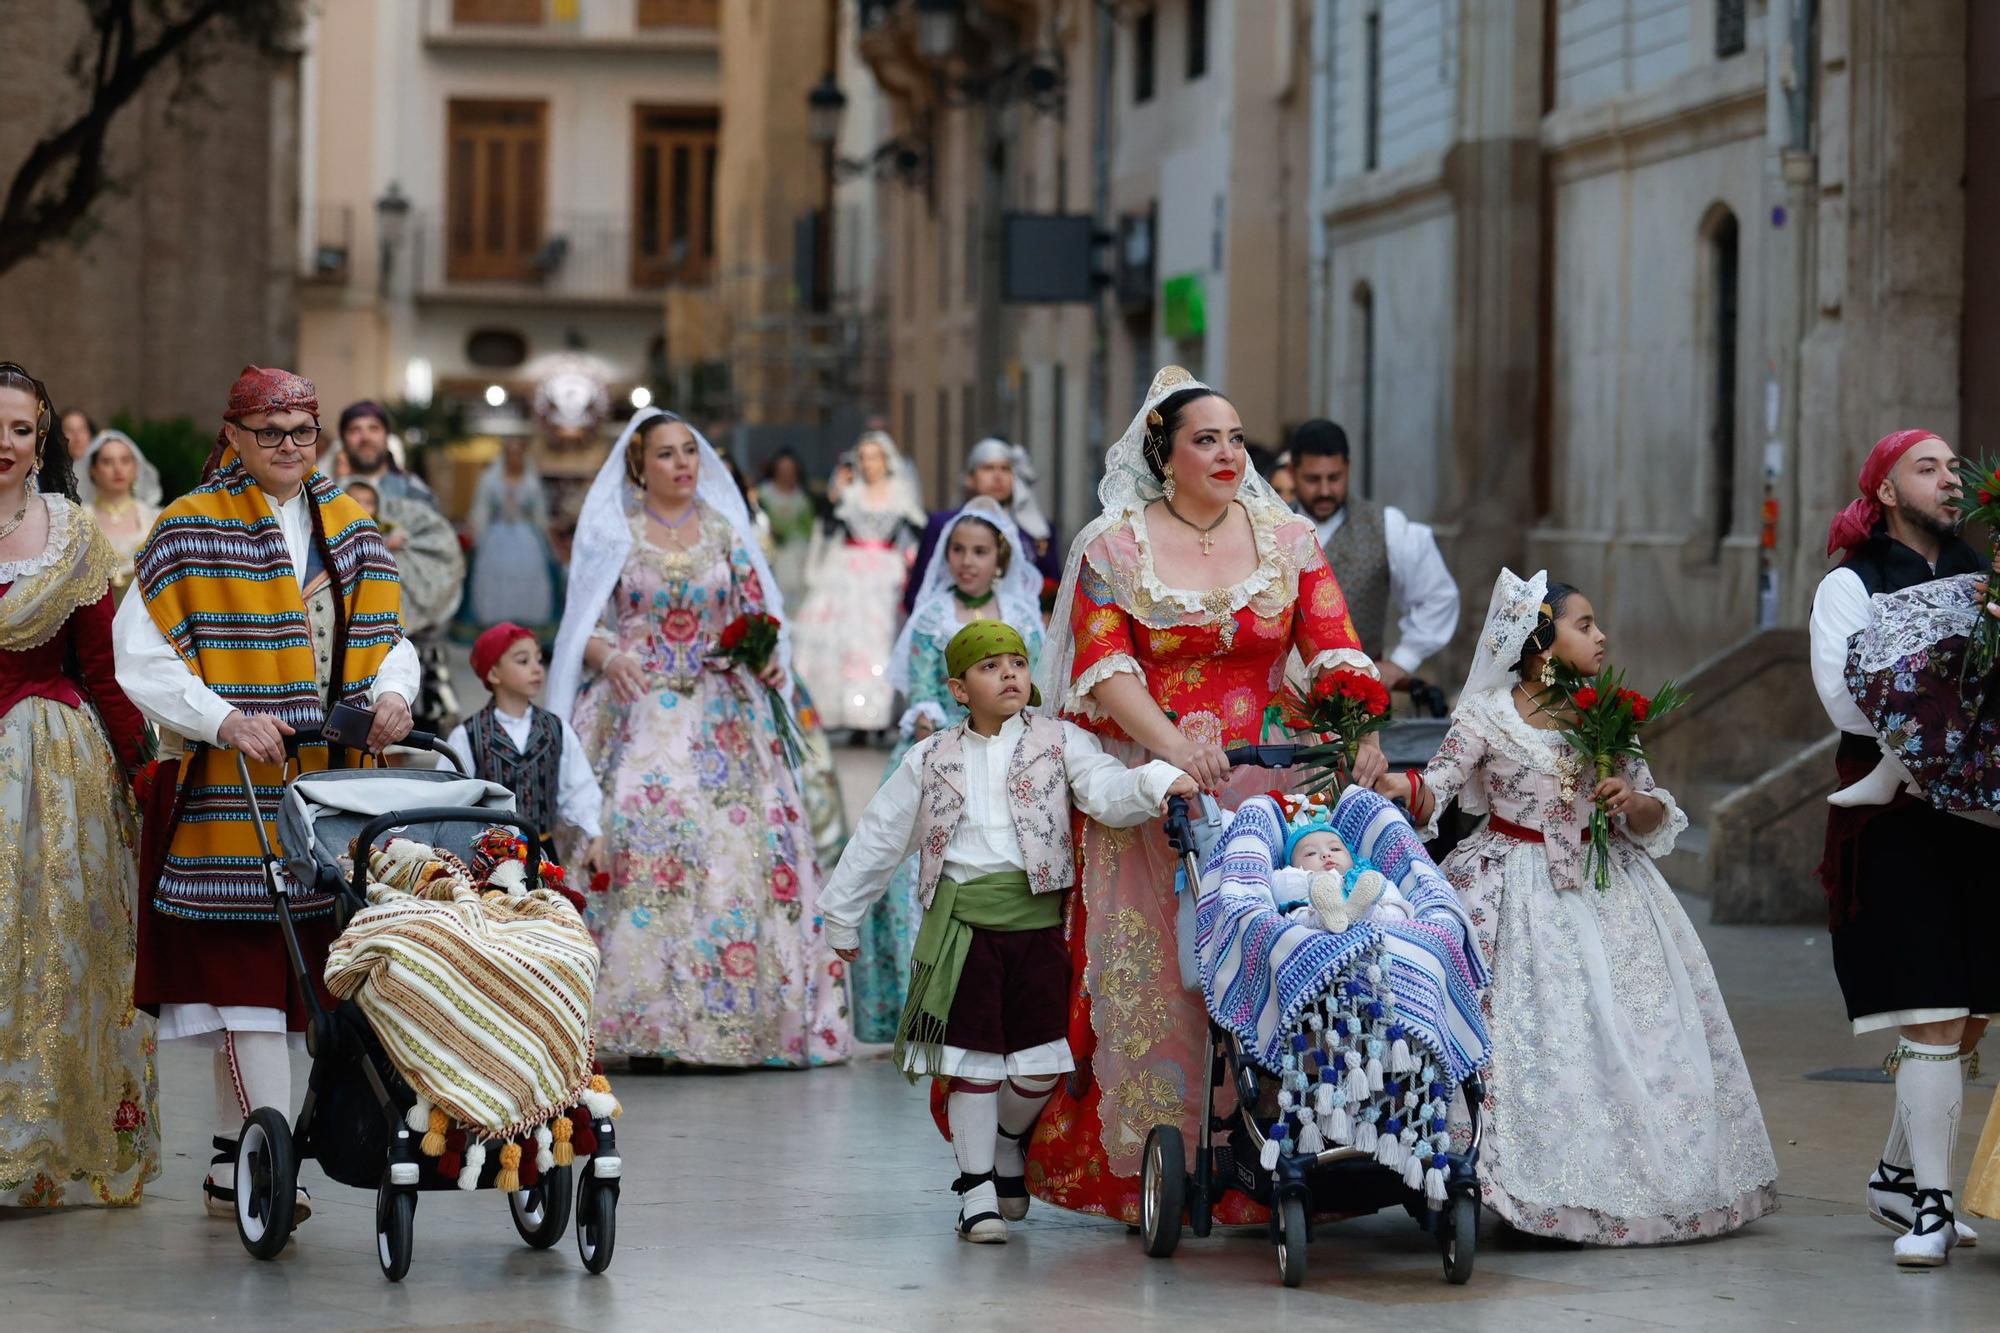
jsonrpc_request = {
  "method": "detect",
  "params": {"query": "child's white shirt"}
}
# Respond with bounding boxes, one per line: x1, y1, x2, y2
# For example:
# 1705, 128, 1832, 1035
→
445, 705, 604, 841
820, 714, 1186, 952
1268, 865, 1415, 928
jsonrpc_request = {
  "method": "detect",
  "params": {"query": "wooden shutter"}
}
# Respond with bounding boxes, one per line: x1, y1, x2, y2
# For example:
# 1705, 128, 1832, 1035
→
446, 100, 547, 282
453, 0, 542, 23
637, 0, 718, 27
632, 105, 719, 288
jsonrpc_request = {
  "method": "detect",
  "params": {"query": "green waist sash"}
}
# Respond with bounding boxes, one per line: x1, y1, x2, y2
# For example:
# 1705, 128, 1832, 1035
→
894, 870, 1060, 1080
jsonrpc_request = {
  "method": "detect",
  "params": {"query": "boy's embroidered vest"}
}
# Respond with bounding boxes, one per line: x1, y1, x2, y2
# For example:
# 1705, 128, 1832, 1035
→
464, 704, 563, 840
913, 714, 1073, 908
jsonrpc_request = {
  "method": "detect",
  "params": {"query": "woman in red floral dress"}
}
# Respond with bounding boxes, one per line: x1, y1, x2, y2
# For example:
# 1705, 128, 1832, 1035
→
1023, 366, 1382, 1223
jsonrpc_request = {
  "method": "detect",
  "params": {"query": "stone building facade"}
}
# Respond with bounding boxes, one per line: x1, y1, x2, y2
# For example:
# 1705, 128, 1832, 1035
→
0, 7, 300, 423
1309, 0, 1981, 682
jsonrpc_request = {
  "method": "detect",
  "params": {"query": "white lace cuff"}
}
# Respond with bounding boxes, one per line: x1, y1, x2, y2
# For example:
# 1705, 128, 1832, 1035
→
1302, 648, 1378, 680
899, 700, 950, 739
1064, 653, 1145, 720
1622, 785, 1688, 860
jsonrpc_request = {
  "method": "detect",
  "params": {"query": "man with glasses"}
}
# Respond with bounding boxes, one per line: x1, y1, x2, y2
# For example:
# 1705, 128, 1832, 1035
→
112, 365, 420, 1224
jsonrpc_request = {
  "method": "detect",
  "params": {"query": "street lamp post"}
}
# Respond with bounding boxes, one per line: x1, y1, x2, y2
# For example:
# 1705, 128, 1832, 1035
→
807, 71, 848, 314
374, 181, 410, 299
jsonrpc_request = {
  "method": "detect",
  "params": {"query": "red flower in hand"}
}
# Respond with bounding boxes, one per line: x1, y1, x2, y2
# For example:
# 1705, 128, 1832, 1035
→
1572, 686, 1599, 710
720, 617, 747, 651
1629, 695, 1651, 722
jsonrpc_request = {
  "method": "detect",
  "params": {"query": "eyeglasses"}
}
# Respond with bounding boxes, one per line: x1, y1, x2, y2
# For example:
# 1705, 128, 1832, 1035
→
238, 423, 322, 449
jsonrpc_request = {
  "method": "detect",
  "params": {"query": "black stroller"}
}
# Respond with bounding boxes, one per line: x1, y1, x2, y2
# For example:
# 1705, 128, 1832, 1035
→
223, 731, 620, 1281
1139, 745, 1486, 1287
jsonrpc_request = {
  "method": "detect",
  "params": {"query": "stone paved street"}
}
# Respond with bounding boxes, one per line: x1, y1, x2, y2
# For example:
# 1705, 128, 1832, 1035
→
6, 742, 2000, 1331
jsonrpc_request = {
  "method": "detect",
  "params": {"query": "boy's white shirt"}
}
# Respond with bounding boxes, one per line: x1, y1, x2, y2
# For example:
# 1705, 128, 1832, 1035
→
1268, 865, 1415, 927
819, 713, 1186, 952
444, 704, 604, 840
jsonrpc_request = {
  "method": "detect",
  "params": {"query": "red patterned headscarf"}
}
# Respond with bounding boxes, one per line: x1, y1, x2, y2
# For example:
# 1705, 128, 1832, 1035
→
1824, 429, 1944, 558
206, 364, 321, 479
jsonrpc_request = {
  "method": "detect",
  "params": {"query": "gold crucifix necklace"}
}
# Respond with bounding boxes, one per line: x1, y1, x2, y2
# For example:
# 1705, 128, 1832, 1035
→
1162, 498, 1231, 555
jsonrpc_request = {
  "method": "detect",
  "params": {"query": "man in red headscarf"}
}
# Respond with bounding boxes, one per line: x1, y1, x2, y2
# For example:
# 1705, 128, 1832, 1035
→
113, 365, 422, 1226
1808, 428, 2000, 1268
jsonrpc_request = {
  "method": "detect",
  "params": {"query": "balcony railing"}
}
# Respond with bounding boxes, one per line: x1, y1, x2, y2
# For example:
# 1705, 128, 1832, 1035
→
411, 209, 709, 304
432, 0, 717, 43
301, 203, 354, 284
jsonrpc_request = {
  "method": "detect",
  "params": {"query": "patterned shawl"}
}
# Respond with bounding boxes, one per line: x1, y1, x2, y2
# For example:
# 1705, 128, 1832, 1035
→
136, 461, 403, 920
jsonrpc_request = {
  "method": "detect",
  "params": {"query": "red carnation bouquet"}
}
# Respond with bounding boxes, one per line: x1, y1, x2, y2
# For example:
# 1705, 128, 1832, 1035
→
714, 611, 808, 769
1270, 668, 1395, 795
1546, 663, 1691, 891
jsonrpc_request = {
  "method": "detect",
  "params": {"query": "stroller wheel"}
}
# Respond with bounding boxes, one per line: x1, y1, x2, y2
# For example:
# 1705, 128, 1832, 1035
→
376, 1176, 417, 1282
577, 1170, 618, 1274
234, 1107, 298, 1261
1274, 1194, 1308, 1288
1440, 1193, 1477, 1285
509, 1164, 574, 1249
1140, 1125, 1185, 1258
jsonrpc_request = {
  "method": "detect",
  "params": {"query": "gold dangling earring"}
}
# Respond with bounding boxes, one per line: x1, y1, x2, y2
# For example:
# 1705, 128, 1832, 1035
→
1539, 657, 1557, 688
1162, 465, 1177, 502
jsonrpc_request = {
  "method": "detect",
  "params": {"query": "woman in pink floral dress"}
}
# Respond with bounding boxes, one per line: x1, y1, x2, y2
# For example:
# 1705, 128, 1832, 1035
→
549, 408, 850, 1068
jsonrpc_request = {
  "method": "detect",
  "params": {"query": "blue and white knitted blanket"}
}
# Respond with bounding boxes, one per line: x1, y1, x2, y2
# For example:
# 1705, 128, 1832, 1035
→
1195, 790, 1491, 1084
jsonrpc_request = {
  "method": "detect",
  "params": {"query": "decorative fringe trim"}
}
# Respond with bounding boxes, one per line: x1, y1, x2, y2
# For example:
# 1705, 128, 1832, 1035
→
458, 1140, 487, 1190
552, 1115, 575, 1167
421, 1106, 449, 1157
535, 1124, 555, 1172
495, 1141, 523, 1193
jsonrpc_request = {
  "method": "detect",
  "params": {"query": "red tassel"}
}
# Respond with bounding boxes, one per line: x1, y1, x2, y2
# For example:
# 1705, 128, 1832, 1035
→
571, 1112, 598, 1157
445, 1127, 467, 1154
438, 1149, 463, 1179
520, 1145, 540, 1188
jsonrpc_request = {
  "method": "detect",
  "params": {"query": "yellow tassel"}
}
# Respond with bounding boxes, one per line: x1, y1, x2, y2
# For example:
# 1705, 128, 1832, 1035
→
495, 1141, 523, 1192
552, 1115, 575, 1167
420, 1106, 449, 1157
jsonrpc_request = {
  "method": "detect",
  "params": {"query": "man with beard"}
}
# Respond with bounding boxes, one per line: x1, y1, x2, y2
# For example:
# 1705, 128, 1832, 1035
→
903, 438, 1062, 615
337, 400, 438, 508
1810, 428, 1999, 1267
332, 401, 458, 730
1289, 419, 1459, 690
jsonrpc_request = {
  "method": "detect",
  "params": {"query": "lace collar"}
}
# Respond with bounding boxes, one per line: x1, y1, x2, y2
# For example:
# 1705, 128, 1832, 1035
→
1117, 495, 1300, 622
629, 502, 724, 562
1457, 685, 1576, 773
0, 494, 77, 584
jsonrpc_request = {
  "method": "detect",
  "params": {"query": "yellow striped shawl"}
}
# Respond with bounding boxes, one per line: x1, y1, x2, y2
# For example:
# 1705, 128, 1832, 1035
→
136, 462, 403, 920
325, 844, 599, 1137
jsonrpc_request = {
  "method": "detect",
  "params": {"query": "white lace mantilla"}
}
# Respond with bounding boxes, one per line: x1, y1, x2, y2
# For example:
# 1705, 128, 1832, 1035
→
1852, 573, 1982, 673
0, 494, 77, 584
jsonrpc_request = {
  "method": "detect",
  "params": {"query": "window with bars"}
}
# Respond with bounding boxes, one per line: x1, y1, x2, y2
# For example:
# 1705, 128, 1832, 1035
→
1187, 0, 1208, 80
1363, 10, 1382, 172
446, 99, 548, 281
632, 105, 719, 287
1716, 0, 1747, 57
1134, 7, 1157, 104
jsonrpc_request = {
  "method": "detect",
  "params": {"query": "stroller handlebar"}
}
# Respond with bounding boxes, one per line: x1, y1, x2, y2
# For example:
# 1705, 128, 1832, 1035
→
1164, 745, 1300, 855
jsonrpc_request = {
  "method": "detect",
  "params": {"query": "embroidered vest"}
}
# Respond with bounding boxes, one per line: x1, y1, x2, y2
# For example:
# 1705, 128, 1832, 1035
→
464, 704, 563, 841
1321, 497, 1391, 659
913, 713, 1073, 909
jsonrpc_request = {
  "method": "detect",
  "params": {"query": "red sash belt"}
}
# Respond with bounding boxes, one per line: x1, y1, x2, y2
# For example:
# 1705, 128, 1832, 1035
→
846, 538, 895, 551
1486, 814, 1545, 844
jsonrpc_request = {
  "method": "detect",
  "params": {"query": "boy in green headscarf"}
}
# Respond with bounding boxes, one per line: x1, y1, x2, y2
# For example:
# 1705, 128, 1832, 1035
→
821, 621, 1194, 1242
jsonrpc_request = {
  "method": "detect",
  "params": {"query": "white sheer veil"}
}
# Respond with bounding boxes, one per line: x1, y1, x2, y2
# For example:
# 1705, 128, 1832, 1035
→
1037, 364, 1285, 708
77, 428, 164, 506
842, 428, 927, 527
887, 495, 1043, 693
547, 407, 793, 722
1457, 567, 1549, 703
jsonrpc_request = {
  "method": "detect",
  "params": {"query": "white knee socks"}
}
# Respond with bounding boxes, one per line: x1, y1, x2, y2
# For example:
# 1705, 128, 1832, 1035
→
947, 1083, 1000, 1176
994, 1075, 1057, 1178
211, 1032, 292, 1185
1897, 1040, 1964, 1197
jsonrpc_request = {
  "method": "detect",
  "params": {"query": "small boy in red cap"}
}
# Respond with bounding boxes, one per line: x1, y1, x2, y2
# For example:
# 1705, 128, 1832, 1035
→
447, 622, 603, 873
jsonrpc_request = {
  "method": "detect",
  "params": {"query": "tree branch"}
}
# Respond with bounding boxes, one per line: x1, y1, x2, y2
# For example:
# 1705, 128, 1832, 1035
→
0, 0, 241, 276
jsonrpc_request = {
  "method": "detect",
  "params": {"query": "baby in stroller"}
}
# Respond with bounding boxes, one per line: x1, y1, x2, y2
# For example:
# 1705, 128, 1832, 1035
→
1266, 795, 1415, 934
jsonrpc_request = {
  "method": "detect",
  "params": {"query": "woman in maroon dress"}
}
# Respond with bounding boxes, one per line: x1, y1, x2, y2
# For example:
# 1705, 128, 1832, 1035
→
0, 363, 158, 1207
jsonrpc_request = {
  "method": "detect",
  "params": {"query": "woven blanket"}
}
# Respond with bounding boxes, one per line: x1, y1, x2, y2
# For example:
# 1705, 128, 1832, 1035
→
324, 840, 599, 1136
1195, 792, 1490, 1084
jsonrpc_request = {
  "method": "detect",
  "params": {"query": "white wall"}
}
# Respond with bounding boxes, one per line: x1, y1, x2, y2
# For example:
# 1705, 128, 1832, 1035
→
1321, 0, 1459, 184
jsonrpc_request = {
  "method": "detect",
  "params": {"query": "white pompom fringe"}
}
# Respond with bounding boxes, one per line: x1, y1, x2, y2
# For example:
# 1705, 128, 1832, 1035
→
1297, 1120, 1324, 1155
1366, 1057, 1384, 1093
458, 1140, 487, 1190
1260, 1136, 1281, 1171
1425, 1167, 1449, 1205
1326, 1106, 1350, 1145
1354, 1119, 1378, 1154
534, 1124, 555, 1173
1389, 1039, 1414, 1074
405, 1095, 432, 1134
1402, 1151, 1426, 1191
581, 1087, 618, 1120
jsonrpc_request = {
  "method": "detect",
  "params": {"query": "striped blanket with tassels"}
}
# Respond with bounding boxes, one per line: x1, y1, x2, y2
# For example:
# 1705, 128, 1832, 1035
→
324, 840, 600, 1137
1195, 791, 1490, 1085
